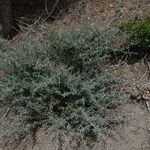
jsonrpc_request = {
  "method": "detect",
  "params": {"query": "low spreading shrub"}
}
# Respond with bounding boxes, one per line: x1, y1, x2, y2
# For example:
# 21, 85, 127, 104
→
47, 26, 122, 74
0, 26, 124, 146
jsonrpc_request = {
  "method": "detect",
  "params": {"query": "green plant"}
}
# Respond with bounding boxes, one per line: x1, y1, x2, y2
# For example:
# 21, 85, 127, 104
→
120, 18, 150, 48
0, 26, 124, 147
47, 26, 122, 74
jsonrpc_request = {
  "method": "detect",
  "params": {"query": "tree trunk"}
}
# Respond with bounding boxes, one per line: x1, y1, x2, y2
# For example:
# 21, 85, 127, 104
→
0, 0, 19, 39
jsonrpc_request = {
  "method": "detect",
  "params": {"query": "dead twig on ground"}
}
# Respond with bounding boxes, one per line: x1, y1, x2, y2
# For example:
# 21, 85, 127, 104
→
145, 101, 150, 112
144, 55, 150, 80
133, 71, 148, 86
0, 108, 10, 124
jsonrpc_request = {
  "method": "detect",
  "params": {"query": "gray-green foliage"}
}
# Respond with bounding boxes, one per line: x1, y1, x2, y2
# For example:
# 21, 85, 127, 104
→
47, 26, 121, 74
0, 26, 123, 144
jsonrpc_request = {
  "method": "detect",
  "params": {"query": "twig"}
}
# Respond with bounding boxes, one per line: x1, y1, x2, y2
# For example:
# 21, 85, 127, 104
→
45, 0, 49, 14
133, 71, 148, 86
145, 101, 150, 112
0, 108, 10, 124
42, 0, 60, 23
144, 55, 150, 80
143, 55, 150, 112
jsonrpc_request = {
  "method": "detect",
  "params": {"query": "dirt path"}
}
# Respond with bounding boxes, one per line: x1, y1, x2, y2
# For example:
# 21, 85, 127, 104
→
104, 61, 150, 150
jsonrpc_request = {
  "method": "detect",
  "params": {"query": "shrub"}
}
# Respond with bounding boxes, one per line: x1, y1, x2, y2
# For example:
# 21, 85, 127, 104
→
0, 26, 124, 147
120, 18, 150, 48
47, 26, 122, 74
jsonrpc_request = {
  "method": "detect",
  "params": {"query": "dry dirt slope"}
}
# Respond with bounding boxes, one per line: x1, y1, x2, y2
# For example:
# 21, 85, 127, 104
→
0, 0, 150, 150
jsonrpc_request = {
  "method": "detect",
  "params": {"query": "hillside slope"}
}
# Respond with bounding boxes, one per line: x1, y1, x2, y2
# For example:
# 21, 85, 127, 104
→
0, 0, 150, 150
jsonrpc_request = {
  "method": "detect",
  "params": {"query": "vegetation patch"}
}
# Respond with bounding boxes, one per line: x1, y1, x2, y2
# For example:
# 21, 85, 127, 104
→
120, 18, 150, 50
0, 26, 125, 147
